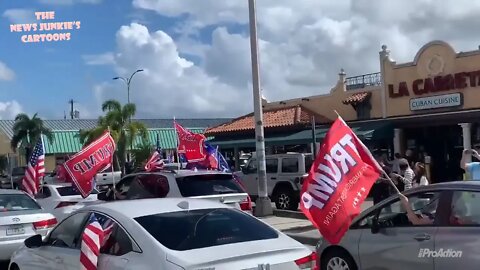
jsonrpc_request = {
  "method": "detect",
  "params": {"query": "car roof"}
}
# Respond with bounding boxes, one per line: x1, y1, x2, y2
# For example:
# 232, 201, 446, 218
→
0, 189, 27, 195
126, 170, 233, 178
42, 183, 72, 188
405, 180, 480, 192
84, 197, 229, 218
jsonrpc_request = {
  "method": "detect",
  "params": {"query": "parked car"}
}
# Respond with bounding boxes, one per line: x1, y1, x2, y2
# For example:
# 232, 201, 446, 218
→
235, 152, 313, 210
10, 167, 26, 189
316, 181, 480, 270
94, 170, 122, 189
0, 189, 57, 262
0, 176, 13, 189
35, 184, 99, 221
97, 169, 253, 213
10, 198, 317, 270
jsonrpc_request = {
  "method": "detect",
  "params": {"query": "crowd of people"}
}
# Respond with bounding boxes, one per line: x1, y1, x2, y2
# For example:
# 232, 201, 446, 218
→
371, 152, 429, 205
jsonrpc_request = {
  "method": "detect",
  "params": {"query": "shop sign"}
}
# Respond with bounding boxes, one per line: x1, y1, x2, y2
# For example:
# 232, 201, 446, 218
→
409, 93, 462, 111
389, 70, 480, 98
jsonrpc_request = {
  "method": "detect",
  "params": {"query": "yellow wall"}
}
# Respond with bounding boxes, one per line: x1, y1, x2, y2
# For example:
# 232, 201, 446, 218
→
45, 155, 56, 172
384, 40, 480, 117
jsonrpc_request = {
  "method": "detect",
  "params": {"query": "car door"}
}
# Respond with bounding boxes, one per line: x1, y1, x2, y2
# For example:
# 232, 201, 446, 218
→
265, 158, 279, 195
240, 158, 258, 196
357, 190, 444, 270
28, 211, 89, 270
278, 156, 299, 191
434, 189, 480, 270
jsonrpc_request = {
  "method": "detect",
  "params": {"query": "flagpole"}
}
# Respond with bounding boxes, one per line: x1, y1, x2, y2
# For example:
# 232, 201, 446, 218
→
173, 117, 181, 170
333, 110, 401, 194
107, 126, 116, 200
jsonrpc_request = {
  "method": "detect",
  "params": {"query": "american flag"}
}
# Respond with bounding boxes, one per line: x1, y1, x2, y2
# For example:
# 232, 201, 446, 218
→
144, 133, 164, 171
80, 214, 104, 270
21, 137, 45, 196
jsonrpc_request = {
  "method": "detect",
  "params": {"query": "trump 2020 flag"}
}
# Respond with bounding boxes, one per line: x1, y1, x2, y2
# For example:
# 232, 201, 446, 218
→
174, 121, 206, 162
300, 116, 382, 245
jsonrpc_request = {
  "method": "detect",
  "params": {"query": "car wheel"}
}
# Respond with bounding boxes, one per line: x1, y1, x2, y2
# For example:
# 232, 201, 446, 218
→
9, 263, 19, 270
322, 249, 357, 270
273, 187, 298, 210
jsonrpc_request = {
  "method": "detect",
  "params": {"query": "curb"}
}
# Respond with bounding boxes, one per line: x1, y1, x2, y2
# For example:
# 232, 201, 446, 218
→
273, 209, 307, 220
285, 232, 319, 246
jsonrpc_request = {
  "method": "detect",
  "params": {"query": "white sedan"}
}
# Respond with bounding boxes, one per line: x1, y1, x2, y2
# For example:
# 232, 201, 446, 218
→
35, 184, 98, 221
9, 198, 317, 270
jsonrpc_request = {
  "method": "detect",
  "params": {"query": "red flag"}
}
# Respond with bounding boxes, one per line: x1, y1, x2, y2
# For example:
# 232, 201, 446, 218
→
300, 117, 382, 245
63, 131, 116, 198
174, 121, 206, 162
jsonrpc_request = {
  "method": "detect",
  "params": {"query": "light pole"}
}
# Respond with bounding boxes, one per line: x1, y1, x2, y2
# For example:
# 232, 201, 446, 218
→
113, 69, 144, 104
248, 0, 273, 216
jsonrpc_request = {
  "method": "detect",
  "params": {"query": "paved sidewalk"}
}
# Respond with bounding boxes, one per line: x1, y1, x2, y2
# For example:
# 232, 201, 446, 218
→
258, 216, 313, 231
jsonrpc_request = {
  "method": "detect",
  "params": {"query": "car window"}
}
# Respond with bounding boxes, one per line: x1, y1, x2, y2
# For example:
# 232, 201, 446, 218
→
11, 167, 25, 175
304, 155, 313, 172
376, 191, 441, 227
47, 212, 89, 248
0, 194, 41, 211
125, 174, 170, 199
134, 208, 278, 251
448, 191, 480, 226
176, 174, 245, 197
35, 187, 52, 199
90, 213, 133, 256
56, 186, 98, 196
113, 175, 137, 198
265, 159, 278, 173
281, 158, 299, 173
246, 158, 257, 173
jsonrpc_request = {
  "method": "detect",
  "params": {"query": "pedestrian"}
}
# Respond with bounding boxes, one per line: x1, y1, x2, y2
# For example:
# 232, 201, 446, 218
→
460, 144, 480, 180
391, 158, 414, 191
413, 162, 429, 187
391, 153, 401, 173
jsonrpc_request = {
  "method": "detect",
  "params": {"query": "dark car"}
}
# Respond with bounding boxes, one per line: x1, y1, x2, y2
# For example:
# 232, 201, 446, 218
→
10, 166, 26, 189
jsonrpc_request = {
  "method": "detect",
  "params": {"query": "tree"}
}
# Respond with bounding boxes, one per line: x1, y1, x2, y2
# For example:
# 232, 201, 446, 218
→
10, 113, 53, 163
130, 139, 154, 171
78, 100, 148, 174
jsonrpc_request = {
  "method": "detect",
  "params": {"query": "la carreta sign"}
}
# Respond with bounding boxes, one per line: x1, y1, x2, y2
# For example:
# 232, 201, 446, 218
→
388, 70, 480, 98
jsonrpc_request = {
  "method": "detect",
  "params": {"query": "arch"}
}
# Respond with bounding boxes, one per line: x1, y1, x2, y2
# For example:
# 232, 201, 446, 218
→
412, 40, 456, 65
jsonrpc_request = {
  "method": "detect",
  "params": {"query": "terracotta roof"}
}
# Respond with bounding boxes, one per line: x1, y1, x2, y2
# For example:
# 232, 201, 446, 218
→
205, 105, 330, 136
342, 92, 371, 105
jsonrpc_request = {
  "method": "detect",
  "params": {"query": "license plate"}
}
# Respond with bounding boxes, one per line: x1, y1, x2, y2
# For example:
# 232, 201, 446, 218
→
6, 225, 25, 235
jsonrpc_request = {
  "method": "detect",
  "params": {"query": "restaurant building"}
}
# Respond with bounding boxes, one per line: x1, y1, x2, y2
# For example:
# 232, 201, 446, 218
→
207, 40, 480, 182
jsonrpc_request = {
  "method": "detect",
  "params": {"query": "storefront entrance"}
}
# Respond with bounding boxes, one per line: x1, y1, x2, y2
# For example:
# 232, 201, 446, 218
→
403, 124, 463, 183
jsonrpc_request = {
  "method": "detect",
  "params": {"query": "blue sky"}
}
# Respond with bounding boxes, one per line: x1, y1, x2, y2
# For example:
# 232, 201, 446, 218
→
0, 0, 238, 119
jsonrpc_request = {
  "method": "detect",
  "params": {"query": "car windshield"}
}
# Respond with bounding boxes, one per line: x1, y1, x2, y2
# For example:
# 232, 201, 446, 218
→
134, 208, 278, 251
0, 194, 41, 211
56, 186, 99, 196
175, 174, 245, 197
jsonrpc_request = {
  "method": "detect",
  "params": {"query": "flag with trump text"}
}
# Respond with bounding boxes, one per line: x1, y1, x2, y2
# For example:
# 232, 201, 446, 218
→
63, 131, 116, 198
21, 137, 45, 196
300, 116, 382, 244
174, 121, 206, 162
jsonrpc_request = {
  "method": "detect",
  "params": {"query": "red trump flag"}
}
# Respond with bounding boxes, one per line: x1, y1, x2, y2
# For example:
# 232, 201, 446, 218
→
174, 121, 206, 162
63, 131, 116, 198
300, 116, 382, 244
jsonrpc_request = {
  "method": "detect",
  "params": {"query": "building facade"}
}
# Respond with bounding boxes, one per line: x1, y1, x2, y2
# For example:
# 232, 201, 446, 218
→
208, 40, 480, 182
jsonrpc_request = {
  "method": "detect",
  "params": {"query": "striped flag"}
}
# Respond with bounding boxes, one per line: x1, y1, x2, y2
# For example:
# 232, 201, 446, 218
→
144, 133, 164, 171
80, 214, 104, 270
21, 137, 45, 196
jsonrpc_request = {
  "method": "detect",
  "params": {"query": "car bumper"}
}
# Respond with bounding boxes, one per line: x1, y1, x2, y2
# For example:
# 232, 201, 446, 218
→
0, 238, 28, 261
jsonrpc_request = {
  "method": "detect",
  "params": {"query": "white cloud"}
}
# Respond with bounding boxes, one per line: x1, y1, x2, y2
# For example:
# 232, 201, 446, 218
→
90, 0, 480, 118
38, 0, 102, 5
2, 9, 36, 24
94, 23, 247, 118
82, 52, 115, 66
0, 62, 15, 81
0, 101, 23, 120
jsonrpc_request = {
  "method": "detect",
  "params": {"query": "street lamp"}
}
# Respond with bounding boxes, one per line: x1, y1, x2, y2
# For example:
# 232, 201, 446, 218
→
248, 0, 273, 216
113, 69, 144, 104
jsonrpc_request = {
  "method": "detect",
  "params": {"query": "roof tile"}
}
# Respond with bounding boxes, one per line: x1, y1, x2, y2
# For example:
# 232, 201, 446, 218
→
342, 92, 371, 105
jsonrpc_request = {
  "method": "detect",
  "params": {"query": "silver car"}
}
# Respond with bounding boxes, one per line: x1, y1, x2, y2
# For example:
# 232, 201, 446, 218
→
317, 181, 480, 270
0, 189, 57, 261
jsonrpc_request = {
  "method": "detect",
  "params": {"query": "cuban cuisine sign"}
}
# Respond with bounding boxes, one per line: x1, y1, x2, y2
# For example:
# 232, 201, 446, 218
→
410, 93, 462, 111
300, 117, 381, 244
389, 70, 480, 98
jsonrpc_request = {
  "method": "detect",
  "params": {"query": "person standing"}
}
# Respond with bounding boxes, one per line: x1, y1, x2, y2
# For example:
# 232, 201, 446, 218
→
391, 153, 401, 173
392, 158, 414, 191
413, 162, 429, 187
460, 146, 480, 180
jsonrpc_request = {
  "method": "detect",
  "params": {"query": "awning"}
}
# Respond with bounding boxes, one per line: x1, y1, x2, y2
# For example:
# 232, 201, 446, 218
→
317, 120, 393, 140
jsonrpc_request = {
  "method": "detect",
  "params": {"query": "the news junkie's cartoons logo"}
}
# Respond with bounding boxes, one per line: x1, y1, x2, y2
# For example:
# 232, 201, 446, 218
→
9, 11, 81, 43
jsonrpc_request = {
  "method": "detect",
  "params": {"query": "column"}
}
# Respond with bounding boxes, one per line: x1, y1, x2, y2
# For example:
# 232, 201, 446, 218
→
379, 45, 390, 119
393, 128, 402, 155
460, 123, 472, 163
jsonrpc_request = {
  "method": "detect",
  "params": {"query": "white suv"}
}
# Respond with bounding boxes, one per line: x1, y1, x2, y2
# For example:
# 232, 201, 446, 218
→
234, 153, 313, 210
97, 169, 253, 213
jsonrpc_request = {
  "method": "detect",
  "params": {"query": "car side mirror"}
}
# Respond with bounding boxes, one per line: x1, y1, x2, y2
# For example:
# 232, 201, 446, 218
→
25, 234, 44, 248
371, 217, 380, 234
241, 166, 248, 174
97, 191, 108, 201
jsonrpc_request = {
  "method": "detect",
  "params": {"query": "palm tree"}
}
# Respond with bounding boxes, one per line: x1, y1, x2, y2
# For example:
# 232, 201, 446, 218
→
130, 140, 154, 171
78, 100, 148, 174
10, 113, 53, 163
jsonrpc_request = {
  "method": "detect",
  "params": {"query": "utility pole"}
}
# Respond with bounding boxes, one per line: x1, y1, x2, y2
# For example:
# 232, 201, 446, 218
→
248, 0, 273, 216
